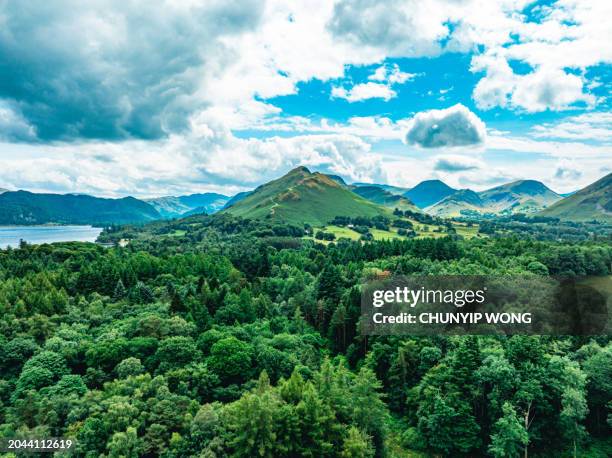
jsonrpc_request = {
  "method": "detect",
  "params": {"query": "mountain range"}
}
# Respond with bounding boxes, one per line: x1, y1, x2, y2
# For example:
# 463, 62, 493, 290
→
146, 193, 229, 219
0, 191, 161, 225
0, 171, 609, 226
425, 180, 563, 217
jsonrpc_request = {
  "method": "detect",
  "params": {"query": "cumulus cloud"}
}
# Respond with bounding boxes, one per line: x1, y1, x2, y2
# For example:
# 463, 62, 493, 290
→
434, 155, 483, 172
328, 0, 453, 57
0, 121, 386, 197
0, 102, 36, 141
405, 104, 487, 148
331, 82, 396, 102
368, 64, 418, 84
0, 0, 263, 141
554, 160, 583, 180
531, 112, 612, 141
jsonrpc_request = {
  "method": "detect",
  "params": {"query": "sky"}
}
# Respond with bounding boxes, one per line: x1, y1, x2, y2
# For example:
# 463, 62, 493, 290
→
0, 0, 610, 197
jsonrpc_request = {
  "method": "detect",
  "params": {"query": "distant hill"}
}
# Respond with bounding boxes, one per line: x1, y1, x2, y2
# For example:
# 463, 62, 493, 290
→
352, 182, 409, 195
223, 191, 253, 209
0, 190, 161, 225
425, 189, 484, 217
478, 180, 561, 214
147, 193, 229, 218
351, 185, 420, 212
426, 180, 562, 217
222, 166, 389, 226
404, 180, 457, 208
326, 174, 347, 186
540, 173, 611, 222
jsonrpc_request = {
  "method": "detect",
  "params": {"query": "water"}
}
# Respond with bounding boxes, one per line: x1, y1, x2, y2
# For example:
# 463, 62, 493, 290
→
0, 225, 103, 249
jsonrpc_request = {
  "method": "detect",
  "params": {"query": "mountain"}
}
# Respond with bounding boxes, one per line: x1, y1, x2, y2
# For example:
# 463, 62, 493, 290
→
147, 193, 229, 218
222, 166, 389, 226
326, 174, 347, 186
352, 182, 409, 195
425, 189, 484, 217
0, 190, 161, 225
540, 173, 612, 222
478, 180, 561, 214
403, 180, 457, 208
350, 185, 419, 212
426, 180, 562, 217
222, 191, 253, 209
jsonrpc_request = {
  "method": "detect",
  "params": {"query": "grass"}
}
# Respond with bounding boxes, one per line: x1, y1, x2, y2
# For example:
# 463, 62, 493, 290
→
308, 219, 484, 245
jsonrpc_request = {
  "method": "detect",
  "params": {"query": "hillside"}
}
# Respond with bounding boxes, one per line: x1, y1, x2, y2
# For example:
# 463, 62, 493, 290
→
404, 180, 457, 208
223, 191, 253, 209
352, 182, 409, 195
0, 190, 161, 225
351, 185, 420, 212
540, 173, 612, 222
222, 166, 389, 226
147, 193, 229, 218
425, 189, 484, 217
478, 180, 561, 214
426, 180, 562, 217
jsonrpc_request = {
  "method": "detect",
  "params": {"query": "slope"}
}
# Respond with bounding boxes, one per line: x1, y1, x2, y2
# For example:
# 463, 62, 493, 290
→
0, 191, 161, 225
540, 173, 612, 222
222, 166, 390, 226
403, 180, 457, 208
351, 185, 420, 212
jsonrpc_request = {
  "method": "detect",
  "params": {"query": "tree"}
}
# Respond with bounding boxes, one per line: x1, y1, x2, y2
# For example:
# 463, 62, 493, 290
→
489, 402, 529, 458
106, 426, 144, 458
341, 427, 374, 458
559, 360, 588, 458
207, 337, 253, 383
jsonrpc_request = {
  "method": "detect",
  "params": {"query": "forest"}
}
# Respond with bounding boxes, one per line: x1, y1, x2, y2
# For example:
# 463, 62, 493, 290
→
0, 214, 611, 457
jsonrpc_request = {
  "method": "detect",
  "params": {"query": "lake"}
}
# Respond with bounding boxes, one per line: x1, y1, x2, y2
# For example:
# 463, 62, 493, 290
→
0, 225, 103, 249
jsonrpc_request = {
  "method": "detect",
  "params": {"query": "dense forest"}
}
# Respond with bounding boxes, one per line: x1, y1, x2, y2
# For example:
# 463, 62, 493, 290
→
0, 215, 611, 457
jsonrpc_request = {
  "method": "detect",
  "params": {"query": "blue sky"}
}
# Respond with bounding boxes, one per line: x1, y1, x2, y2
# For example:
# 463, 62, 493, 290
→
0, 0, 610, 197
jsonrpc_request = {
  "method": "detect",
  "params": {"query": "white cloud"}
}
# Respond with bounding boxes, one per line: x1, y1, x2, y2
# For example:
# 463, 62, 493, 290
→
405, 104, 487, 148
531, 112, 612, 141
471, 56, 596, 112
0, 102, 37, 141
0, 120, 387, 197
368, 64, 419, 84
434, 155, 484, 172
331, 82, 397, 102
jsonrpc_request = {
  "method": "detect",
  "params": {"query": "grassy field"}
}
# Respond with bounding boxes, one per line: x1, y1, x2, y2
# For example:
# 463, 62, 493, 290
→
310, 220, 482, 244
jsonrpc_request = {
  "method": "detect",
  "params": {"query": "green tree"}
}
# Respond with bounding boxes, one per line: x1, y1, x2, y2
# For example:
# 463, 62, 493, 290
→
489, 402, 529, 458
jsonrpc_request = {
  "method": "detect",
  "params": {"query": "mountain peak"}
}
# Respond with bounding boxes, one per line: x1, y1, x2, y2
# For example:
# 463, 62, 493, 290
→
288, 166, 312, 175
494, 179, 558, 196
404, 179, 457, 208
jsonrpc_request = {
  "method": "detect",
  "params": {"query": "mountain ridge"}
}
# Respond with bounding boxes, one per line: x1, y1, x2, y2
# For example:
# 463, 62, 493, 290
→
539, 173, 611, 221
222, 166, 390, 226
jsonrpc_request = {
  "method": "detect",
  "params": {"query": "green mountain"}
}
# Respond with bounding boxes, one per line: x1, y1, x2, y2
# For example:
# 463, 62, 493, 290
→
222, 166, 389, 226
426, 180, 562, 217
478, 180, 561, 214
404, 180, 457, 208
223, 191, 252, 210
540, 173, 612, 222
0, 190, 161, 225
350, 185, 419, 212
352, 182, 409, 195
147, 193, 229, 218
425, 189, 484, 217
